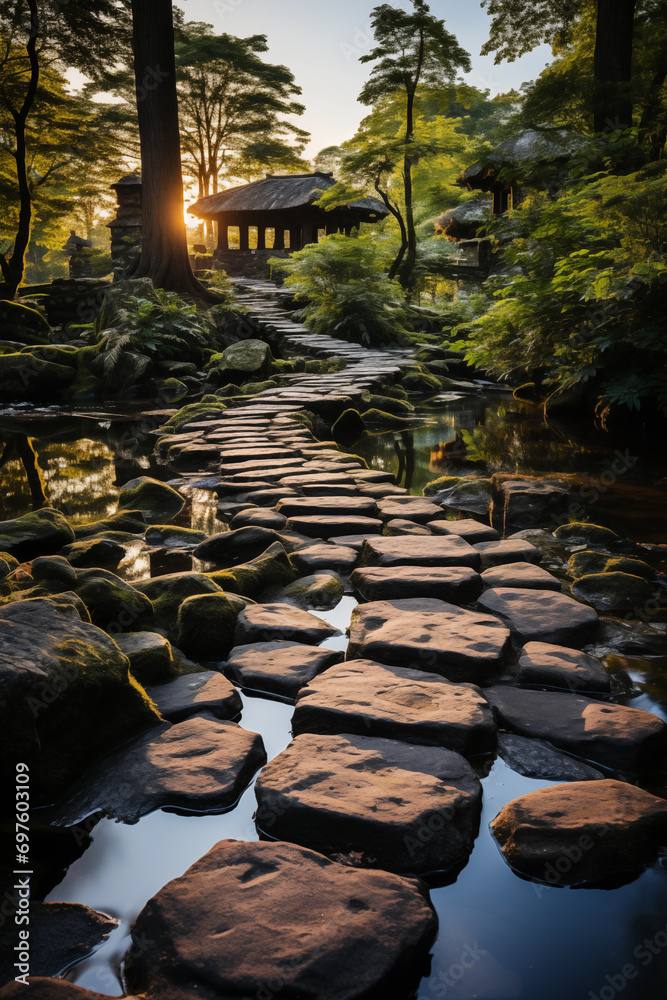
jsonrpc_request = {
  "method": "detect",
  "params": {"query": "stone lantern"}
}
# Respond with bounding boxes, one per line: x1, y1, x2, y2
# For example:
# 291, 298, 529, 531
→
108, 173, 142, 270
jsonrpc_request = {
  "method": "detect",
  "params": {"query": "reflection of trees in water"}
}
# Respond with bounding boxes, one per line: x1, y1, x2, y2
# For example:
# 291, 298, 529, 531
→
394, 432, 415, 490
0, 435, 48, 509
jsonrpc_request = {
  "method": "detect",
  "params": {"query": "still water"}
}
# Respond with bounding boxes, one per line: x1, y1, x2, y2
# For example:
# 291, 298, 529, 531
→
2, 396, 667, 1000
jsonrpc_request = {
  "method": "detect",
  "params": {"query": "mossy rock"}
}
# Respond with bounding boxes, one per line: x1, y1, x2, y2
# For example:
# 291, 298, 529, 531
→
240, 379, 278, 395
207, 339, 274, 384
74, 510, 147, 540
114, 631, 179, 686
60, 535, 128, 569
278, 573, 344, 611
572, 572, 656, 615
359, 393, 415, 416
0, 300, 51, 346
423, 476, 464, 497
0, 552, 20, 579
74, 568, 154, 634
118, 477, 185, 524
554, 522, 621, 548
135, 572, 223, 636
0, 353, 75, 402
22, 344, 79, 368
30, 555, 78, 591
436, 478, 493, 515
214, 383, 242, 398
362, 408, 410, 430
304, 358, 345, 374
269, 359, 298, 375
332, 408, 365, 445
568, 550, 609, 579
165, 395, 228, 432
401, 370, 443, 394
90, 349, 151, 394
67, 344, 103, 398
175, 592, 247, 661
96, 277, 157, 330
160, 378, 189, 403
145, 525, 207, 548
603, 557, 656, 581
0, 508, 74, 560
206, 541, 296, 598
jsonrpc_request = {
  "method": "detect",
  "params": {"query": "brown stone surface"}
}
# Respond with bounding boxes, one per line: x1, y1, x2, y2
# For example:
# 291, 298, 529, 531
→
255, 732, 482, 874
225, 640, 343, 701
286, 515, 384, 539
234, 602, 339, 645
347, 598, 510, 684
491, 780, 667, 884
293, 660, 496, 757
473, 539, 542, 569
123, 839, 437, 1000
517, 641, 611, 693
477, 588, 599, 646
290, 543, 359, 575
360, 534, 481, 569
376, 497, 449, 524
276, 496, 378, 518
148, 671, 243, 721
350, 566, 483, 604
480, 563, 561, 591
484, 685, 667, 774
428, 519, 499, 543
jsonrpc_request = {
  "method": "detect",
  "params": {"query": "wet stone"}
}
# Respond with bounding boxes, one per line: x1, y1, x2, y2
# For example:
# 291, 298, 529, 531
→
350, 566, 482, 605
148, 671, 242, 722
225, 641, 344, 701
229, 508, 287, 530
517, 641, 611, 693
360, 535, 481, 570
123, 839, 437, 1000
290, 543, 360, 575
276, 496, 378, 518
428, 519, 500, 543
480, 562, 562, 591
484, 685, 667, 775
496, 732, 604, 782
193, 526, 286, 564
473, 539, 542, 569
347, 598, 510, 684
293, 660, 497, 757
478, 588, 599, 646
286, 515, 384, 539
491, 780, 667, 885
46, 716, 266, 825
376, 497, 449, 524
255, 732, 482, 875
383, 519, 432, 536
234, 602, 339, 645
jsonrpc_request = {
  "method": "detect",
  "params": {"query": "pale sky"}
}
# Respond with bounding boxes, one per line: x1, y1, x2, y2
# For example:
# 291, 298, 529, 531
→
177, 0, 553, 157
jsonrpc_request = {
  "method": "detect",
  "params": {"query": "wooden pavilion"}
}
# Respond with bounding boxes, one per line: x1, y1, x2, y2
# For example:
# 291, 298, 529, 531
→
188, 171, 389, 276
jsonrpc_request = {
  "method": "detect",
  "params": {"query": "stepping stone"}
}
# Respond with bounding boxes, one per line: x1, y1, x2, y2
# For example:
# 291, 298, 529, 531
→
496, 733, 604, 782
255, 733, 482, 874
428, 518, 500, 543
293, 660, 496, 757
478, 588, 599, 646
360, 535, 481, 569
361, 483, 410, 498
355, 470, 396, 484
225, 641, 343, 701
290, 543, 359, 575
491, 780, 667, 885
483, 685, 667, 774
148, 671, 242, 722
194, 526, 286, 564
286, 515, 384, 539
229, 508, 287, 530
46, 716, 267, 825
480, 562, 562, 591
280, 473, 357, 487
298, 483, 361, 496
517, 641, 611, 693
123, 839, 437, 1000
383, 519, 432, 536
350, 566, 482, 604
240, 487, 300, 505
376, 497, 449, 524
234, 602, 339, 645
277, 496, 378, 517
347, 598, 510, 684
473, 539, 542, 569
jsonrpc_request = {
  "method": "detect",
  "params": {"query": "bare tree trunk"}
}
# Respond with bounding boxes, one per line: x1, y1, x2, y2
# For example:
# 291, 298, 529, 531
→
0, 0, 40, 301
594, 0, 636, 132
130, 0, 209, 298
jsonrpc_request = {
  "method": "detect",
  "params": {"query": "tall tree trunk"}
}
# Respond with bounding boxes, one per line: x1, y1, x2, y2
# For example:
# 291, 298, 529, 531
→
594, 0, 637, 132
130, 0, 208, 298
639, 60, 667, 159
0, 0, 40, 301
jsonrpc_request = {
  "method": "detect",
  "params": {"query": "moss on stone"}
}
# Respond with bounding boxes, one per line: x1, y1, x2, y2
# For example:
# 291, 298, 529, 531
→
603, 557, 656, 581
135, 572, 223, 637
160, 378, 189, 402
279, 573, 344, 611
0, 508, 74, 560
67, 344, 103, 398
400, 369, 443, 394
165, 395, 228, 432
60, 535, 128, 569
30, 555, 78, 591
214, 383, 242, 398
114, 631, 179, 686
118, 477, 185, 524
362, 408, 411, 429
332, 408, 365, 444
145, 525, 207, 548
0, 300, 51, 345
240, 379, 278, 395
0, 552, 19, 579
74, 511, 147, 540
74, 568, 154, 634
572, 571, 655, 614
423, 476, 464, 497
206, 541, 296, 598
568, 550, 609, 579
360, 393, 415, 416
175, 592, 247, 661
0, 354, 75, 402
554, 522, 621, 547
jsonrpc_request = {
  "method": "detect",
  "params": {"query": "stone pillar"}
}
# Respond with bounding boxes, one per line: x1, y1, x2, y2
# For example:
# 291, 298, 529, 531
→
108, 173, 142, 272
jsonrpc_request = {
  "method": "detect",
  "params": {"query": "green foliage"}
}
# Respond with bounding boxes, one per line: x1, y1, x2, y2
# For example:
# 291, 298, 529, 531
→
454, 160, 667, 417
272, 233, 412, 348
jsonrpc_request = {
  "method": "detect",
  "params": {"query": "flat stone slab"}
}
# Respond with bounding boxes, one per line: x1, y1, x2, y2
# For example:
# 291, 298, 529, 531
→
277, 496, 378, 518
473, 539, 542, 569
234, 602, 339, 645
293, 660, 496, 757
350, 566, 483, 605
484, 685, 667, 774
496, 733, 604, 782
46, 716, 266, 825
491, 780, 667, 885
148, 671, 242, 721
347, 598, 510, 684
225, 640, 343, 701
477, 588, 599, 646
255, 732, 482, 874
123, 839, 437, 1000
376, 497, 448, 524
290, 543, 360, 575
429, 519, 500, 543
360, 535, 481, 569
286, 515, 384, 538
383, 519, 431, 536
229, 508, 287, 530
517, 641, 611, 693
481, 563, 561, 591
